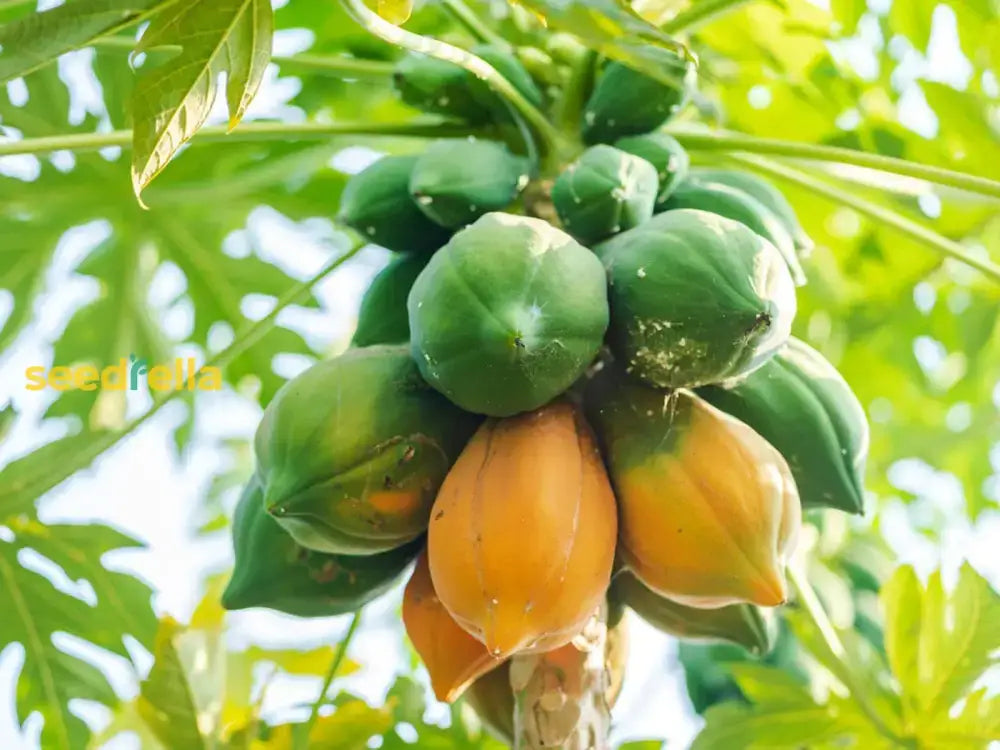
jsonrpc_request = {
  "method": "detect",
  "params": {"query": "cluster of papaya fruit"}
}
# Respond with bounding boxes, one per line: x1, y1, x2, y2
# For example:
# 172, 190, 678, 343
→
223, 42, 869, 742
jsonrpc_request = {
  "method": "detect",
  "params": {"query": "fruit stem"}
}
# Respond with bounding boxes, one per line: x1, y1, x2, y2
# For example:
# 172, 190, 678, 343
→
554, 48, 597, 137
439, 0, 511, 50
731, 154, 1000, 285
339, 0, 563, 157
299, 609, 364, 749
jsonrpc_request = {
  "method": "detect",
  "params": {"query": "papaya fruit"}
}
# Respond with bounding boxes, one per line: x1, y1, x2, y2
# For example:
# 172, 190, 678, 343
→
463, 614, 630, 745
409, 139, 530, 229
402, 551, 500, 702
699, 337, 868, 514
352, 253, 429, 347
255, 345, 481, 555
610, 572, 773, 655
337, 155, 452, 254
661, 179, 806, 286
615, 132, 689, 203
222, 480, 420, 616
551, 144, 659, 244
428, 402, 618, 657
595, 209, 796, 389
408, 212, 609, 416
581, 49, 695, 144
690, 168, 813, 252
585, 369, 801, 608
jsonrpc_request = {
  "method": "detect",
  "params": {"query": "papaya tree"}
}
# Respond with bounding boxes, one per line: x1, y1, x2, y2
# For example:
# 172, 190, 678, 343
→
1, 1, 999, 749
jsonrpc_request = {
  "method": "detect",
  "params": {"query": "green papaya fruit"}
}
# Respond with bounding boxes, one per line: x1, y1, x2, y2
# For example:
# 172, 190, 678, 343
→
698, 337, 868, 514
255, 345, 481, 554
352, 253, 430, 347
408, 212, 609, 416
338, 155, 452, 254
551, 144, 658, 244
409, 139, 530, 229
595, 209, 797, 388
690, 168, 813, 252
661, 179, 806, 286
610, 572, 774, 655
581, 49, 695, 144
615, 132, 689, 203
222, 480, 420, 616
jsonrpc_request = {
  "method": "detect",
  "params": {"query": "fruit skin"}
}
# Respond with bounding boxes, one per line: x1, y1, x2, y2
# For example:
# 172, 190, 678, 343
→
402, 551, 500, 702
551, 144, 659, 244
698, 337, 869, 514
615, 132, 689, 203
581, 49, 695, 144
222, 480, 421, 616
689, 168, 813, 252
464, 614, 629, 745
409, 139, 530, 229
352, 253, 430, 347
409, 213, 609, 416
661, 179, 806, 286
337, 155, 452, 254
255, 345, 481, 555
595, 209, 797, 389
585, 368, 801, 608
428, 402, 618, 657
610, 572, 774, 655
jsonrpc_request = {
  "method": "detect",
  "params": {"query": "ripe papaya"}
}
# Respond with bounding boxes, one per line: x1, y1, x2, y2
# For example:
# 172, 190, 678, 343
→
581, 49, 695, 144
409, 139, 530, 229
352, 253, 429, 347
551, 144, 658, 244
585, 368, 801, 608
409, 212, 609, 416
615, 132, 689, 203
255, 345, 481, 555
337, 155, 452, 254
428, 402, 617, 657
699, 337, 868, 514
222, 480, 420, 616
595, 209, 797, 389
689, 168, 813, 252
610, 572, 774, 655
463, 615, 629, 745
402, 551, 500, 702
661, 179, 806, 286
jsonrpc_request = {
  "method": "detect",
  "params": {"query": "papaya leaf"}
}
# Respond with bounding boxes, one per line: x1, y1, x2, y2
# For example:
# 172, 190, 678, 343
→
130, 0, 274, 199
0, 433, 103, 520
830, 0, 865, 35
887, 0, 936, 52
917, 687, 1000, 749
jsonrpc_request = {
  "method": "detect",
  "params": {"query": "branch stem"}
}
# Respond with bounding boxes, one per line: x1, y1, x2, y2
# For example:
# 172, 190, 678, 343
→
440, 0, 510, 49
299, 610, 363, 749
731, 154, 1000, 284
662, 0, 753, 33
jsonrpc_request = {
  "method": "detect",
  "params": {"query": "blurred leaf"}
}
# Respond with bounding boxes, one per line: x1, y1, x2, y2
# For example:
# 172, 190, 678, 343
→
0, 433, 102, 519
888, 0, 935, 52
830, 0, 866, 35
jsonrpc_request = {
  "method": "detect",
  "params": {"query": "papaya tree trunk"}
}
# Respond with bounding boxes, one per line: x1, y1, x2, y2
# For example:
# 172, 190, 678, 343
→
509, 607, 611, 750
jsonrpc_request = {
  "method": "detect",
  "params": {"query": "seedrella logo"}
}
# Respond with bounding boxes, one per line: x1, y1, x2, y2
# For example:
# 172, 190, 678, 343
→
25, 354, 222, 392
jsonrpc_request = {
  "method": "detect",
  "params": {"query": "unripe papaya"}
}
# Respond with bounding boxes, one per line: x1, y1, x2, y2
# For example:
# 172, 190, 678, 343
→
699, 337, 869, 514
581, 49, 695, 144
661, 179, 806, 286
551, 145, 658, 244
255, 346, 481, 555
586, 369, 801, 608
222, 481, 420, 616
338, 155, 452, 254
464, 615, 630, 745
409, 213, 609, 416
428, 402, 618, 657
409, 139, 530, 229
595, 209, 796, 389
689, 168, 813, 252
352, 253, 429, 347
402, 551, 500, 702
610, 572, 774, 655
615, 132, 689, 203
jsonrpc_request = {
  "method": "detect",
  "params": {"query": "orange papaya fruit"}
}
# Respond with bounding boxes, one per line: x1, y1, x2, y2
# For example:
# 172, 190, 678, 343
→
428, 402, 618, 658
402, 551, 501, 702
586, 365, 800, 609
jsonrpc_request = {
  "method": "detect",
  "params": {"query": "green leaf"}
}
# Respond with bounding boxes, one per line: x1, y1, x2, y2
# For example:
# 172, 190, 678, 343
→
830, 0, 866, 34
919, 687, 1000, 748
0, 433, 103, 519
130, 0, 274, 198
888, 0, 935, 52
0, 0, 164, 84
